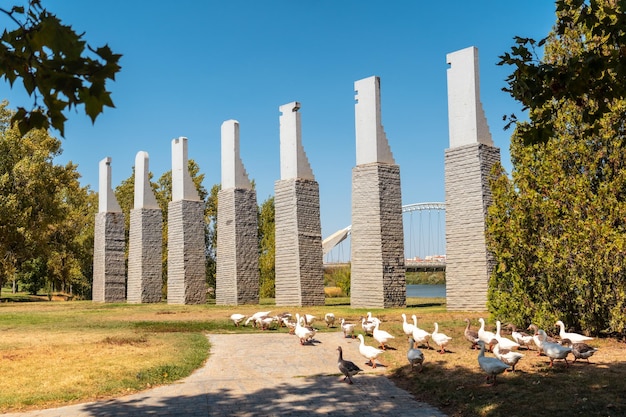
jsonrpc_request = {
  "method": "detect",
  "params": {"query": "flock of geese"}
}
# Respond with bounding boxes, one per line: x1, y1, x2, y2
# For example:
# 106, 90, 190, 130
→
229, 311, 598, 386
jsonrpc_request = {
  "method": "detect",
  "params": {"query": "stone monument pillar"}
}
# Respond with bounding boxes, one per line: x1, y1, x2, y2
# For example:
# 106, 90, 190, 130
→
127, 151, 163, 303
167, 137, 206, 304
351, 76, 406, 308
93, 157, 126, 302
216, 120, 259, 305
445, 46, 501, 310
274, 102, 325, 306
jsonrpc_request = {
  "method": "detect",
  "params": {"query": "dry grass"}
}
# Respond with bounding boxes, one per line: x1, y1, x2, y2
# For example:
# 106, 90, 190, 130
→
0, 298, 624, 416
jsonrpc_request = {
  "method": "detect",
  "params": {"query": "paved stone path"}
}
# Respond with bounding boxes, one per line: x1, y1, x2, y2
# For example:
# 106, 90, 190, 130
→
2, 331, 447, 416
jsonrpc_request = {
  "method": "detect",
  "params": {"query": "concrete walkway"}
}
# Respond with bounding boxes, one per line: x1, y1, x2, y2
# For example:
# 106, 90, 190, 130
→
2, 331, 447, 417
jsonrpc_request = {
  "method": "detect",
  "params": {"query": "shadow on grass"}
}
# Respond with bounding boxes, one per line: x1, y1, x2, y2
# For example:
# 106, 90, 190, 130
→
389, 356, 626, 417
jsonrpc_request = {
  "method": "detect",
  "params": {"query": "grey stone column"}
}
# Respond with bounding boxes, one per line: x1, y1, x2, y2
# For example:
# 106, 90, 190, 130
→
127, 208, 162, 303
216, 188, 259, 305
274, 102, 325, 306
167, 137, 206, 305
93, 157, 126, 303
444, 143, 499, 310
93, 212, 126, 302
167, 199, 206, 304
275, 178, 325, 306
127, 151, 163, 303
350, 76, 406, 308
444, 46, 501, 310
350, 163, 405, 308
216, 120, 259, 305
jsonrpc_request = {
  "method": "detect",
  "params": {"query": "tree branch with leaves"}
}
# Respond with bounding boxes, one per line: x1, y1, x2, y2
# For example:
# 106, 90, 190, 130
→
0, 0, 122, 136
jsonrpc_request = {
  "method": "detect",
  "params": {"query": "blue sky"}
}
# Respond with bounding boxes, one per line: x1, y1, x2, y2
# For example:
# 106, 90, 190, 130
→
2, 1, 557, 251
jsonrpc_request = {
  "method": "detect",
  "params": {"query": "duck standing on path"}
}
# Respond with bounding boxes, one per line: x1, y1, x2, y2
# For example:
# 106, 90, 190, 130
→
341, 318, 356, 339
337, 346, 363, 384
407, 336, 424, 372
555, 320, 594, 343
294, 313, 315, 345
357, 334, 384, 368
477, 341, 510, 386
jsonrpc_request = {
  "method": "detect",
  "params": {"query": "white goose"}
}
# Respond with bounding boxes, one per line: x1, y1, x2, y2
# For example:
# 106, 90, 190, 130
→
477, 341, 510, 385
373, 319, 395, 350
509, 324, 534, 350
537, 329, 572, 367
556, 320, 593, 343
229, 313, 246, 327
478, 318, 497, 351
324, 313, 336, 328
294, 313, 315, 345
357, 334, 384, 368
407, 336, 424, 372
401, 313, 415, 338
411, 315, 431, 349
431, 322, 452, 354
528, 324, 556, 354
245, 311, 271, 327
495, 320, 520, 351
493, 342, 524, 372
340, 318, 356, 339
361, 316, 376, 336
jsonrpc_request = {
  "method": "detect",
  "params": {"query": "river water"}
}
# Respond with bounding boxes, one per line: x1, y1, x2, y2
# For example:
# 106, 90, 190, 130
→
406, 284, 445, 298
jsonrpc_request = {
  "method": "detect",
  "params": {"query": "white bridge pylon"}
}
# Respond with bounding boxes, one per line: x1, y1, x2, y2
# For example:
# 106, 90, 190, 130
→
322, 202, 446, 255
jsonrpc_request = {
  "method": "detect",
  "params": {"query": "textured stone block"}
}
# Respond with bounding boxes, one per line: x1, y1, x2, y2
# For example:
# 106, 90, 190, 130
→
275, 178, 325, 306
167, 200, 206, 304
350, 163, 406, 308
216, 188, 259, 305
93, 212, 126, 302
444, 143, 500, 311
127, 208, 163, 303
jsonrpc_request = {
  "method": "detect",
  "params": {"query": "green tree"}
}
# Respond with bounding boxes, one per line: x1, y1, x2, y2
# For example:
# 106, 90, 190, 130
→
488, 0, 626, 335
499, 0, 626, 145
0, 101, 94, 297
17, 256, 46, 294
0, 1, 122, 136
205, 184, 220, 295
258, 195, 275, 298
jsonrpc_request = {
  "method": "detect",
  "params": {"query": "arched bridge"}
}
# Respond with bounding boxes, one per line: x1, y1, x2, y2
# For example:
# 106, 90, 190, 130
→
322, 202, 446, 271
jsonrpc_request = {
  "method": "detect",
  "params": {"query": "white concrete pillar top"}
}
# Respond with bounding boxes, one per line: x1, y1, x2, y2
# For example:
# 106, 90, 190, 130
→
354, 76, 395, 165
171, 137, 201, 202
221, 120, 252, 190
446, 46, 493, 148
279, 101, 314, 180
98, 157, 122, 213
134, 151, 160, 209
